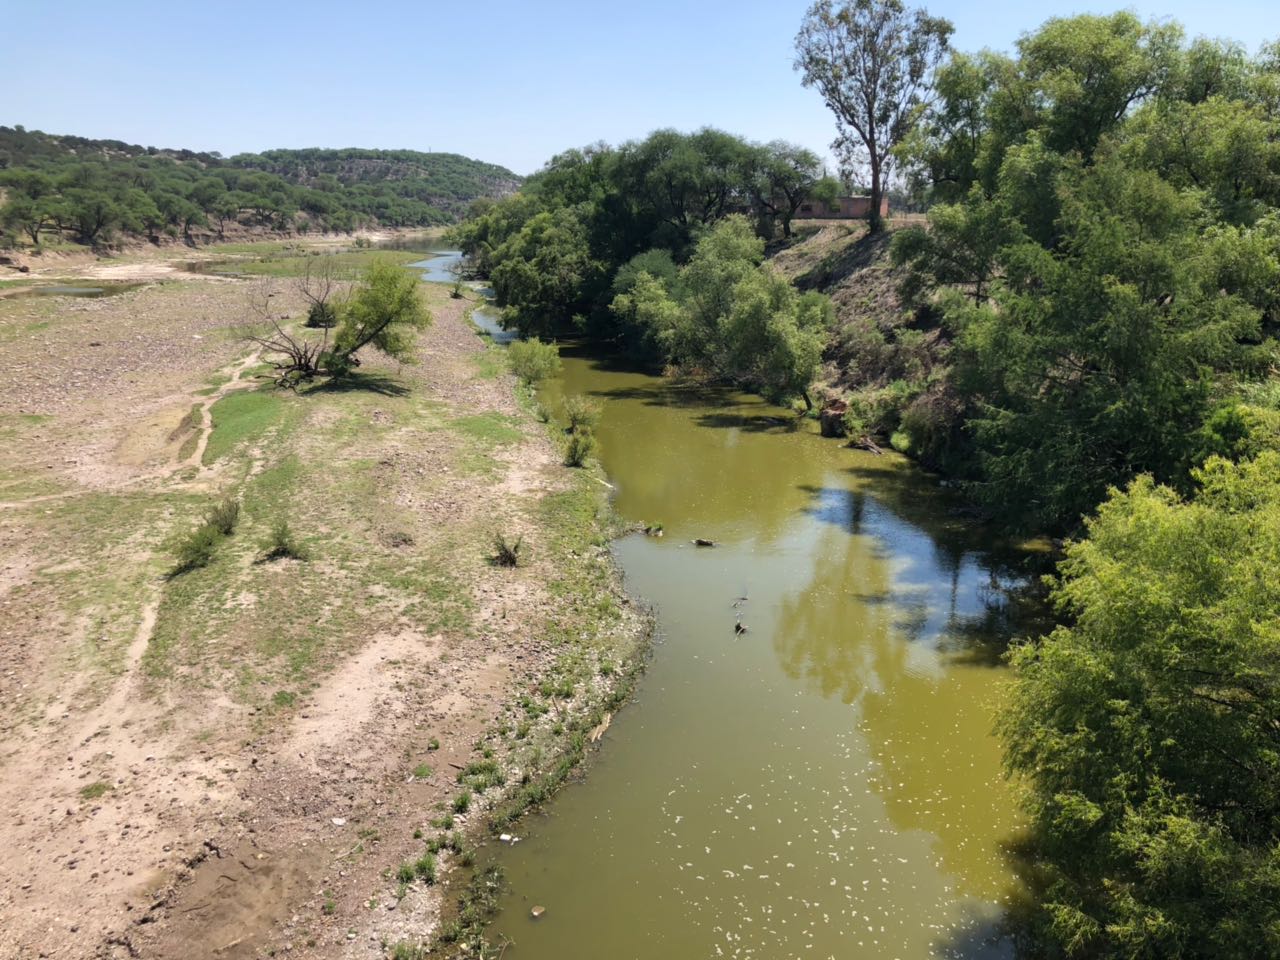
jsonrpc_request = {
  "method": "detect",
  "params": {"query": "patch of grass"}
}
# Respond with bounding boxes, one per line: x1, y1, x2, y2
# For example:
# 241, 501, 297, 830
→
452, 791, 472, 815
413, 852, 437, 884
412, 763, 432, 779
395, 862, 416, 884
389, 941, 427, 960
433, 865, 504, 952
471, 345, 505, 380
449, 413, 522, 445
322, 893, 336, 916
457, 759, 505, 794
79, 781, 112, 800
272, 689, 297, 708
427, 737, 440, 751
203, 389, 292, 466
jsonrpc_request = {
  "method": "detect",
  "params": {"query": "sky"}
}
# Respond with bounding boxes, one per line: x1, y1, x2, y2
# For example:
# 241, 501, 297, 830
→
7, 0, 1277, 175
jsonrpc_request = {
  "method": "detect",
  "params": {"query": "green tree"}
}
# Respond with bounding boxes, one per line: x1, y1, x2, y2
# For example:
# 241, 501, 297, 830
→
746, 141, 825, 238
330, 259, 432, 372
1001, 453, 1280, 958
612, 217, 832, 406
490, 207, 600, 337
794, 0, 953, 233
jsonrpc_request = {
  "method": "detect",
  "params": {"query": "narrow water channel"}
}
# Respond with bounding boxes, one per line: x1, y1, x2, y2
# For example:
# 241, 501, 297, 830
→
478, 348, 1036, 959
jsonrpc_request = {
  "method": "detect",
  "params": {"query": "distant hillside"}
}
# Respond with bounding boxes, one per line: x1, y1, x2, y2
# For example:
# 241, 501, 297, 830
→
0, 125, 521, 246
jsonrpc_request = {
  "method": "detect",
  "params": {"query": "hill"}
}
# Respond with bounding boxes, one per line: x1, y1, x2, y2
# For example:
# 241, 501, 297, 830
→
0, 125, 521, 246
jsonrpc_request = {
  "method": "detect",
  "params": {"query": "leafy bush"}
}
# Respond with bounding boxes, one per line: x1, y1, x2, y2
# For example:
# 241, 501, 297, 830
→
491, 533, 522, 567
563, 429, 597, 467
506, 337, 561, 385
1001, 453, 1280, 957
562, 395, 601, 432
205, 497, 240, 536
172, 523, 222, 574
305, 301, 336, 328
413, 852, 437, 884
263, 519, 307, 560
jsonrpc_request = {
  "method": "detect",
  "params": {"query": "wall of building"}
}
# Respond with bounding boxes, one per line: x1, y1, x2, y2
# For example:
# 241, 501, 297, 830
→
796, 196, 890, 219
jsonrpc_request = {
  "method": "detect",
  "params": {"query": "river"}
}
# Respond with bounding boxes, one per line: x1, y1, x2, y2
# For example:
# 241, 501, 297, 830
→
413, 248, 1035, 959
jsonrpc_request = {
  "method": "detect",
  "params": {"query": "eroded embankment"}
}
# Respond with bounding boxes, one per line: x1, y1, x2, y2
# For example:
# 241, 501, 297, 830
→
0, 248, 648, 960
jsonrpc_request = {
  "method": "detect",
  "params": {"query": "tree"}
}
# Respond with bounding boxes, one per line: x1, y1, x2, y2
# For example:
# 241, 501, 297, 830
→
1, 196, 53, 244
330, 258, 432, 371
245, 259, 430, 387
610, 216, 832, 406
1001, 453, 1280, 958
794, 0, 953, 233
746, 141, 824, 238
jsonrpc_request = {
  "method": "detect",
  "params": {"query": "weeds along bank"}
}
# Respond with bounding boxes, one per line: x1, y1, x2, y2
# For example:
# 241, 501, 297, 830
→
0, 244, 648, 960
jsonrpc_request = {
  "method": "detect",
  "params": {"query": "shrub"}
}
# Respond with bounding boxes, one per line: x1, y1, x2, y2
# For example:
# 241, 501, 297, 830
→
205, 497, 240, 536
564, 429, 597, 467
506, 337, 561, 385
452, 791, 472, 814
562, 395, 601, 432
172, 523, 222, 574
263, 519, 307, 560
413, 852, 437, 884
305, 301, 336, 328
491, 533, 522, 567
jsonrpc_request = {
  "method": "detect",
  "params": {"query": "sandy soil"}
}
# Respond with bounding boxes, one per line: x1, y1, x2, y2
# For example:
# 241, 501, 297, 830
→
0, 245, 643, 959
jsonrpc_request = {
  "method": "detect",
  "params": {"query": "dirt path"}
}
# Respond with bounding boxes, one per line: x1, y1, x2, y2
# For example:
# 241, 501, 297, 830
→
0, 253, 645, 960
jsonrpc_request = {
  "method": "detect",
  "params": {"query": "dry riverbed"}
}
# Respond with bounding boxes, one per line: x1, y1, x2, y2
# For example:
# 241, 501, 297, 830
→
0, 242, 648, 959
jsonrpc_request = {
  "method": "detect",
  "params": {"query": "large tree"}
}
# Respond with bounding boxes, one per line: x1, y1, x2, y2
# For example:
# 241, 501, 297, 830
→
1002, 453, 1280, 958
794, 0, 953, 233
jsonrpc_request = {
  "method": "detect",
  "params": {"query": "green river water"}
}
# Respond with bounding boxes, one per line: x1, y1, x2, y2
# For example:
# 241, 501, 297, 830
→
480, 346, 1038, 959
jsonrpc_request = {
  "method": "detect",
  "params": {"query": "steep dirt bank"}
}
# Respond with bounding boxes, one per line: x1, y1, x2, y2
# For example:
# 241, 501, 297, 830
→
0, 252, 646, 959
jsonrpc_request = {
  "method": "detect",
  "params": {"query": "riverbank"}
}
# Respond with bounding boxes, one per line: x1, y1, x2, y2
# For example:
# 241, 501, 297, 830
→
0, 241, 648, 958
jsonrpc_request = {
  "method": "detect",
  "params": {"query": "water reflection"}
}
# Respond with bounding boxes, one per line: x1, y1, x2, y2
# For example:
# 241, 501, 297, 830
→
485, 350, 1036, 959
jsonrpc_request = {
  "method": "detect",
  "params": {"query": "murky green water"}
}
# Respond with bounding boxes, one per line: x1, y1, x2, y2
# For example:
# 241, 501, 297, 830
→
486, 347, 1036, 959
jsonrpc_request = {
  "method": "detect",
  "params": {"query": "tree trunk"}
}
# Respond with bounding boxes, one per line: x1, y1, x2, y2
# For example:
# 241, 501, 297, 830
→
868, 157, 885, 235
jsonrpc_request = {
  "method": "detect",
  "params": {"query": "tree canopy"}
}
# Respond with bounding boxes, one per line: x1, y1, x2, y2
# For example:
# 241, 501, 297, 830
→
1002, 453, 1280, 958
0, 126, 520, 246
885, 14, 1280, 530
449, 130, 836, 406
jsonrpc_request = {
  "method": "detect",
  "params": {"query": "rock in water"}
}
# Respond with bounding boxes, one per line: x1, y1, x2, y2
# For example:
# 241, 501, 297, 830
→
531, 905, 546, 919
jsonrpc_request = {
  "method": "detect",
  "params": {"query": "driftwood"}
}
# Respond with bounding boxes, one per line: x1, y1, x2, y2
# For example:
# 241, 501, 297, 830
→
850, 436, 884, 455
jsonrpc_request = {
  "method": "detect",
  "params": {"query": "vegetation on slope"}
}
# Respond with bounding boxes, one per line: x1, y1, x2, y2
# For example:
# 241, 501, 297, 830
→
448, 128, 841, 404
0, 125, 520, 246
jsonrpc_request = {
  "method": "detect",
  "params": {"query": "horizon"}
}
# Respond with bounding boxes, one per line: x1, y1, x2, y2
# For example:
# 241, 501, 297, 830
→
9, 0, 1278, 176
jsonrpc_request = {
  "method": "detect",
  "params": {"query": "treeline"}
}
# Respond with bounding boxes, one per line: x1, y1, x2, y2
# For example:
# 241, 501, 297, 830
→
868, 14, 1280, 533
865, 11, 1280, 957
449, 129, 840, 401
0, 126, 520, 246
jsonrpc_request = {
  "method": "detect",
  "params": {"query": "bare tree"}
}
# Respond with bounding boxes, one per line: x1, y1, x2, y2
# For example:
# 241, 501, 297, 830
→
239, 283, 327, 389
795, 0, 952, 233
297, 256, 339, 327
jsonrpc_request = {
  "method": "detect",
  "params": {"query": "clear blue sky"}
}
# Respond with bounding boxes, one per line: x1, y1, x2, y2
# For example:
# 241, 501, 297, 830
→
7, 0, 1277, 175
